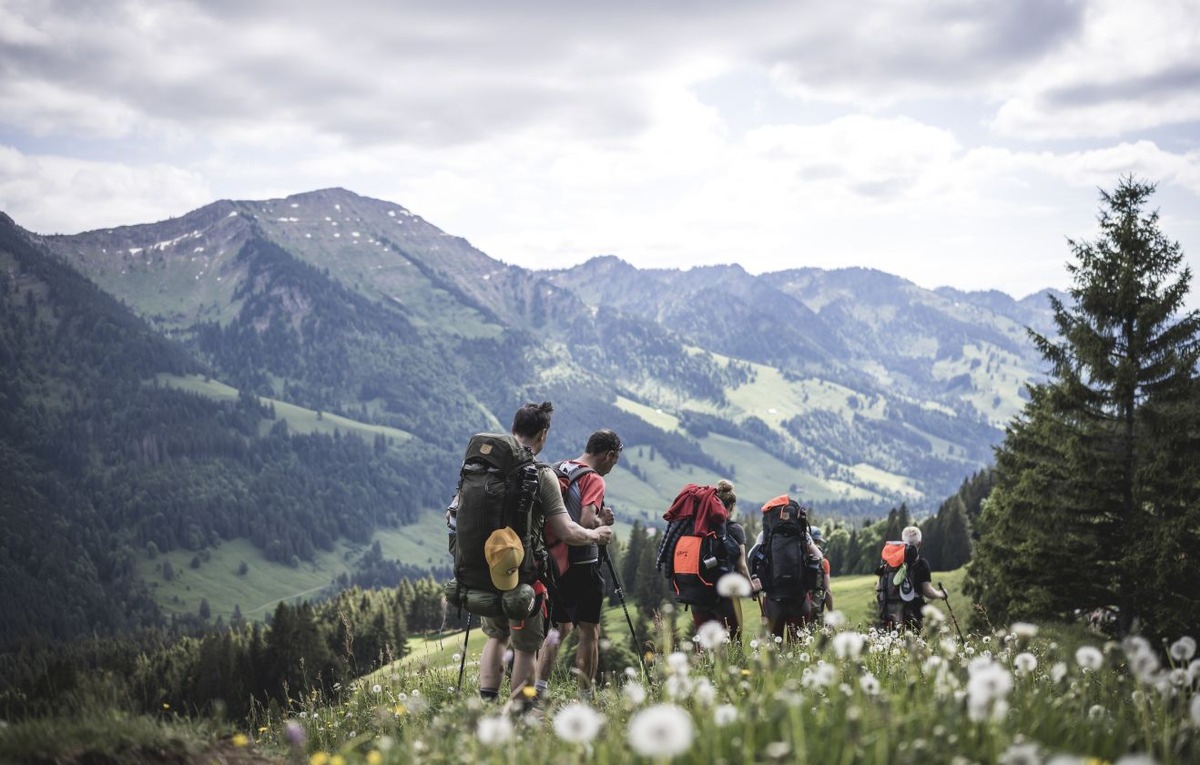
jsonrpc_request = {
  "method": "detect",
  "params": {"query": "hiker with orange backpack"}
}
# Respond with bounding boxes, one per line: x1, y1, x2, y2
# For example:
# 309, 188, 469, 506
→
656, 479, 758, 641
748, 495, 826, 639
536, 429, 622, 697
875, 525, 947, 630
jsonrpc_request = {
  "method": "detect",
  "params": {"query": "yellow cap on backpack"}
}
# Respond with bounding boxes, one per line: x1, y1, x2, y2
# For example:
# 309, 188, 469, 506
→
484, 527, 524, 591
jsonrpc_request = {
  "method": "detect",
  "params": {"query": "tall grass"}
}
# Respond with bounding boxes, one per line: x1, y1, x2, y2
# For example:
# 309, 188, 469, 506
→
241, 604, 1199, 765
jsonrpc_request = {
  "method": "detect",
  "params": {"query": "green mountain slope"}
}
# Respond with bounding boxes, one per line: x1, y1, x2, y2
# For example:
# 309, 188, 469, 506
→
1, 188, 1060, 643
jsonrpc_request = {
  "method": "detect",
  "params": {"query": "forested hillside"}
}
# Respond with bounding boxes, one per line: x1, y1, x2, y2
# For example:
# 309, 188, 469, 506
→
0, 215, 434, 647
1, 187, 1063, 649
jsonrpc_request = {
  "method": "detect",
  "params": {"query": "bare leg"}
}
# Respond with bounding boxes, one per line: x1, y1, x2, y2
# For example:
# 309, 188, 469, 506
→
536, 623, 572, 687
480, 636, 508, 695
574, 621, 600, 690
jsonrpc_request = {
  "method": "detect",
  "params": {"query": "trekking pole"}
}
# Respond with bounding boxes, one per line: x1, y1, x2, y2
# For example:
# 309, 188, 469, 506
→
938, 581, 966, 644
456, 611, 472, 690
599, 545, 648, 678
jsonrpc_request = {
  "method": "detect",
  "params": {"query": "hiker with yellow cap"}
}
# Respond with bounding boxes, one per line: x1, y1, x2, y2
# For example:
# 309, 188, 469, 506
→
443, 401, 613, 706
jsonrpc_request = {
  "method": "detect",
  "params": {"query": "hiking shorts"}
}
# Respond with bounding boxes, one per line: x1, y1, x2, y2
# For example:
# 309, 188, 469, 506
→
481, 609, 546, 654
549, 563, 605, 625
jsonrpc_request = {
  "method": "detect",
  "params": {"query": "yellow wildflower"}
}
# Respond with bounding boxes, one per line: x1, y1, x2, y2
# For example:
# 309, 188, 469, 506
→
393, 705, 407, 716
310, 753, 330, 765
231, 733, 249, 748
521, 685, 537, 699
367, 752, 384, 765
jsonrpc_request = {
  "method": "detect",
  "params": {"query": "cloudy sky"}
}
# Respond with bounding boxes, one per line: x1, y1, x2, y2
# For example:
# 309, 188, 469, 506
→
2, 0, 1199, 303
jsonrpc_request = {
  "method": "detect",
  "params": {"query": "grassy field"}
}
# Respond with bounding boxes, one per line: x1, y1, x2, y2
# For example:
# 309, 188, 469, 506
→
138, 513, 449, 621
6, 562, 1195, 764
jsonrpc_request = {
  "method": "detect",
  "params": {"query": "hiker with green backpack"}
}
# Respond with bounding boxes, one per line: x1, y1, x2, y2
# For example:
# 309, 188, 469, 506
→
875, 525, 947, 630
443, 402, 613, 704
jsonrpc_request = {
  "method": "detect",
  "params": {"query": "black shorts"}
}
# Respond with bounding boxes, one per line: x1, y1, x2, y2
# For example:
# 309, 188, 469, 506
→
549, 563, 605, 625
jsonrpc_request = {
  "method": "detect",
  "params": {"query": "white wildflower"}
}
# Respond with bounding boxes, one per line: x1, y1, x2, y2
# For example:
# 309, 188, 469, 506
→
553, 702, 604, 744
1050, 662, 1068, 683
665, 673, 693, 700
717, 572, 752, 598
923, 604, 946, 625
696, 620, 730, 650
1169, 636, 1197, 663
1010, 622, 1039, 640
823, 610, 847, 629
693, 677, 717, 706
713, 703, 738, 727
749, 639, 760, 650
1130, 650, 1161, 682
476, 715, 514, 745
859, 672, 880, 696
832, 631, 866, 661
999, 741, 1042, 765
666, 651, 691, 675
371, 684, 382, 694
627, 704, 695, 759
1014, 652, 1038, 676
966, 659, 1013, 721
1088, 704, 1107, 720
1075, 645, 1104, 671
623, 681, 647, 705
764, 741, 792, 759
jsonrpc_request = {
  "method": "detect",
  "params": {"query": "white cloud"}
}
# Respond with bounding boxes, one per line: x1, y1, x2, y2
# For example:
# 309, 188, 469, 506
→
0, 0, 1197, 305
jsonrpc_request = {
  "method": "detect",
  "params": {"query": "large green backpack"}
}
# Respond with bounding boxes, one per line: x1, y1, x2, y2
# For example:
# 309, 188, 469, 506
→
445, 433, 543, 618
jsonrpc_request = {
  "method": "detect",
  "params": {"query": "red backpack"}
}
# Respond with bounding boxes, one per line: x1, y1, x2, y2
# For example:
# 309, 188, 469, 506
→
654, 484, 737, 608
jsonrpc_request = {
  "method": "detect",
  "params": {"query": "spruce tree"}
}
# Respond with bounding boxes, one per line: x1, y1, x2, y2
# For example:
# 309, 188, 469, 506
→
967, 178, 1200, 638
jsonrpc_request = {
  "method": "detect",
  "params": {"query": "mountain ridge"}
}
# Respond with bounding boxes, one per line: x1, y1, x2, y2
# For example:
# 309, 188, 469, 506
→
2, 188, 1061, 643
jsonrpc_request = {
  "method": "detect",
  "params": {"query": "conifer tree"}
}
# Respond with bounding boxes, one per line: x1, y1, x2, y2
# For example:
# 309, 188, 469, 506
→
967, 178, 1200, 638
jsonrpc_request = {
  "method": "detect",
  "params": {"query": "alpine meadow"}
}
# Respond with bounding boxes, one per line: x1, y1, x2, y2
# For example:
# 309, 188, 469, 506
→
1, 178, 1198, 764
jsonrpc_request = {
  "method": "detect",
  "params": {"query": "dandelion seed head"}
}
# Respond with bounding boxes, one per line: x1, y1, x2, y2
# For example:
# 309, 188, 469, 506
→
1075, 645, 1104, 671
922, 604, 946, 624
859, 672, 880, 696
627, 704, 694, 758
717, 572, 752, 598
764, 741, 792, 759
553, 702, 604, 744
1169, 636, 1196, 663
476, 715, 514, 746
1190, 694, 1200, 726
833, 631, 866, 661
999, 742, 1042, 765
694, 677, 717, 705
666, 651, 691, 674
371, 684, 382, 694
1051, 662, 1068, 683
696, 620, 730, 650
623, 681, 647, 705
665, 674, 693, 700
824, 610, 847, 629
1014, 652, 1037, 675
714, 703, 738, 726
1010, 622, 1038, 639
